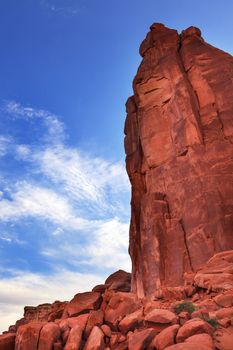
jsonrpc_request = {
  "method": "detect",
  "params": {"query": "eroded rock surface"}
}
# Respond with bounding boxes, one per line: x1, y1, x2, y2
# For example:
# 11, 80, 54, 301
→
124, 23, 233, 298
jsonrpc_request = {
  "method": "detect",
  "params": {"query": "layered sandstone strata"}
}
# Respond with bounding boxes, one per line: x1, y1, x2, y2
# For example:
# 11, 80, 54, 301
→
124, 23, 233, 297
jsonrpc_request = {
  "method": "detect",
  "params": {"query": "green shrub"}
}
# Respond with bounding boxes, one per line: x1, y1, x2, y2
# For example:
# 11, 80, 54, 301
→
173, 301, 196, 315
203, 317, 219, 329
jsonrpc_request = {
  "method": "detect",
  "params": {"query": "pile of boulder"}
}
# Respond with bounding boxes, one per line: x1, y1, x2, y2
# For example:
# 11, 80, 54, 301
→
1, 251, 233, 350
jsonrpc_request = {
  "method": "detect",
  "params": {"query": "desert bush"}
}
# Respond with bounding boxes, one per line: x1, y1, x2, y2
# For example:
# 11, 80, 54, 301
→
202, 317, 219, 329
173, 301, 196, 315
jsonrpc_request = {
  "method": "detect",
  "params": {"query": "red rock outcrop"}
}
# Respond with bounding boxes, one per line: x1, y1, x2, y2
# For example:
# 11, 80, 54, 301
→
0, 334, 15, 350
124, 23, 233, 298
2, 259, 233, 349
1, 23, 233, 350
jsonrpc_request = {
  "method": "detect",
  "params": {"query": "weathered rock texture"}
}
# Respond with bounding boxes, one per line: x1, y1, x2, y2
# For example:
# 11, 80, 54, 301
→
1, 24, 233, 350
124, 23, 233, 298
2, 253, 233, 349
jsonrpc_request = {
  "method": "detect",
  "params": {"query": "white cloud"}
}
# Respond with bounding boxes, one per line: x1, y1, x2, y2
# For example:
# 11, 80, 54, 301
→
0, 235, 12, 243
3, 101, 129, 215
4, 100, 65, 143
0, 100, 131, 333
5, 101, 56, 121
41, 218, 131, 272
0, 268, 104, 333
1, 101, 130, 221
15, 145, 31, 159
0, 182, 92, 230
40, 0, 79, 16
0, 135, 12, 156
33, 145, 129, 214
87, 219, 130, 270
52, 227, 64, 236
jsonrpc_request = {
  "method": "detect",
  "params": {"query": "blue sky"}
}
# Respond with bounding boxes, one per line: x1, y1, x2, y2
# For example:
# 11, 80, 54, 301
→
0, 0, 233, 332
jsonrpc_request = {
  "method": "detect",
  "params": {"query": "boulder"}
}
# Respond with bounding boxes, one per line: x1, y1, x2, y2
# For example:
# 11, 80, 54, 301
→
109, 332, 126, 347
191, 309, 209, 320
59, 314, 89, 332
145, 309, 177, 324
214, 290, 233, 307
214, 326, 233, 350
92, 285, 108, 293
128, 328, 157, 350
216, 307, 233, 320
64, 292, 102, 317
197, 299, 218, 312
176, 318, 214, 343
64, 325, 83, 350
118, 308, 143, 334
83, 326, 105, 350
100, 324, 111, 338
152, 324, 180, 350
194, 251, 233, 292
185, 333, 214, 348
105, 270, 131, 292
104, 292, 141, 329
38, 322, 61, 350
15, 322, 45, 350
218, 318, 231, 327
84, 310, 104, 338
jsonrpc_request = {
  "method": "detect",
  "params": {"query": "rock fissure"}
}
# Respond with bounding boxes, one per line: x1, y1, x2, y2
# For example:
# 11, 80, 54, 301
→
179, 219, 194, 272
36, 325, 44, 350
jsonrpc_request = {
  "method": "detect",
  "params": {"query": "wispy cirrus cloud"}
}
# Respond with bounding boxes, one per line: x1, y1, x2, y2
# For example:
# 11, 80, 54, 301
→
0, 100, 131, 332
0, 181, 91, 229
1, 100, 129, 219
4, 100, 65, 143
40, 0, 80, 16
0, 135, 12, 156
33, 145, 129, 216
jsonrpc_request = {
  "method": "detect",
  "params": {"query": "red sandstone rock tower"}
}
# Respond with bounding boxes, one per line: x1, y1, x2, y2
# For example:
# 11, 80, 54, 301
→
124, 24, 233, 298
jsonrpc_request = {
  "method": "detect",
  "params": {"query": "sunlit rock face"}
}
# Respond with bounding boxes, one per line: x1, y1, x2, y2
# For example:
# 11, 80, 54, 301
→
124, 23, 233, 297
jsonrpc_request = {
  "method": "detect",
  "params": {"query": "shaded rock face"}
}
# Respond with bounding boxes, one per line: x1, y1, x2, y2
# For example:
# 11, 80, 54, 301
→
124, 23, 233, 297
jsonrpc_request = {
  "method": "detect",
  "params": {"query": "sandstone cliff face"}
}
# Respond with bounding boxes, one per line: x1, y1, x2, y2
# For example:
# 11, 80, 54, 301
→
125, 23, 233, 298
